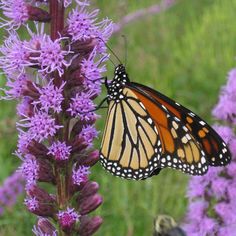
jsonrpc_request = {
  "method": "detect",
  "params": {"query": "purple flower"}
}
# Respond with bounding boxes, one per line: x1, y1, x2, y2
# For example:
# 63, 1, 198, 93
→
186, 200, 208, 221
211, 177, 229, 199
21, 154, 39, 187
0, 170, 25, 215
48, 141, 72, 161
79, 125, 98, 147
28, 35, 72, 76
18, 111, 62, 142
67, 5, 113, 46
57, 207, 80, 230
0, 0, 29, 29
0, 33, 31, 73
199, 217, 218, 235
17, 131, 33, 155
25, 197, 39, 211
214, 202, 236, 225
67, 92, 97, 121
80, 49, 107, 94
72, 166, 90, 186
3, 73, 29, 99
33, 80, 65, 113
186, 177, 206, 198
184, 66, 236, 234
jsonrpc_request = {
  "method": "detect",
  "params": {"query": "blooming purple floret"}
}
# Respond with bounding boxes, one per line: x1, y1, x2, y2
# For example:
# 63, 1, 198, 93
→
28, 35, 72, 76
21, 154, 39, 187
0, 0, 29, 29
4, 73, 29, 99
73, 166, 90, 186
34, 80, 65, 113
80, 125, 98, 147
25, 197, 39, 211
48, 141, 72, 161
58, 207, 80, 229
80, 49, 107, 94
68, 92, 97, 121
18, 111, 62, 142
0, 33, 30, 73
67, 5, 113, 49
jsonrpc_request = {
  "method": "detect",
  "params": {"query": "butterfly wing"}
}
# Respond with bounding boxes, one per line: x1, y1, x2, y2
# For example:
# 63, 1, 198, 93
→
130, 82, 231, 167
100, 87, 162, 180
126, 83, 209, 176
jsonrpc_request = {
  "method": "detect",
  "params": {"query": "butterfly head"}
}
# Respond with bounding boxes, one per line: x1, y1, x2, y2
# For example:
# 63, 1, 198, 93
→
106, 64, 130, 101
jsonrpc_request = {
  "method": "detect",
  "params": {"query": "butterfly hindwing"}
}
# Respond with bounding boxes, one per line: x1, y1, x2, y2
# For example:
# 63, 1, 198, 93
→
130, 82, 231, 167
100, 87, 162, 180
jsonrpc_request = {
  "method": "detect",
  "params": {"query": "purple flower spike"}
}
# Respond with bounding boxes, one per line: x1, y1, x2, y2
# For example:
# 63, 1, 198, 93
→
0, 0, 112, 234
184, 65, 236, 234
48, 141, 72, 161
57, 207, 80, 231
72, 165, 90, 186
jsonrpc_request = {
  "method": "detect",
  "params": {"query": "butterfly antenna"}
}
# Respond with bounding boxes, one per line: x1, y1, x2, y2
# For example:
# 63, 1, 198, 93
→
122, 35, 128, 67
97, 37, 122, 65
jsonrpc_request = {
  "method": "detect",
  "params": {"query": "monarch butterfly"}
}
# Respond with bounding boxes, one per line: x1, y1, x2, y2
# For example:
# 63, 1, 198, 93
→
99, 64, 231, 180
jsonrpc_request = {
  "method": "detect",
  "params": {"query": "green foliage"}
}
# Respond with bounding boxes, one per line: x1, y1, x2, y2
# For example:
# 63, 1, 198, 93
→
0, 0, 235, 235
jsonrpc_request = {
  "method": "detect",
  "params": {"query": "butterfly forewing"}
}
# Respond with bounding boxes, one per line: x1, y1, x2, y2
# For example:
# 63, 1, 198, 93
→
131, 82, 231, 167
100, 87, 162, 180
128, 84, 209, 175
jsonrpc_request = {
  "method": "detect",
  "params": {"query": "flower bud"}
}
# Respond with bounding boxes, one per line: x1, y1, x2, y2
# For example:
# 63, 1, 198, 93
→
79, 181, 99, 201
78, 216, 103, 236
27, 5, 51, 22
28, 141, 48, 159
79, 194, 103, 215
26, 185, 55, 203
37, 159, 56, 184
76, 150, 99, 167
25, 195, 56, 217
37, 218, 57, 234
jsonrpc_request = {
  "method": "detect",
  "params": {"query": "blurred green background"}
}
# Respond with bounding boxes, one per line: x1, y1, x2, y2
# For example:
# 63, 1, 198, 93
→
0, 0, 235, 235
